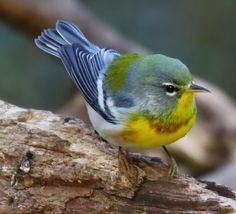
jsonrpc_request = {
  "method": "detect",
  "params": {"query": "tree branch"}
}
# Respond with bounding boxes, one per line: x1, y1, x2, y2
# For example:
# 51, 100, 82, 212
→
0, 100, 235, 213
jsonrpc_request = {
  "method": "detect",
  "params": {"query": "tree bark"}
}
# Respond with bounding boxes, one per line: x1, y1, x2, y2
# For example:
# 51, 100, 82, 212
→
0, 100, 235, 213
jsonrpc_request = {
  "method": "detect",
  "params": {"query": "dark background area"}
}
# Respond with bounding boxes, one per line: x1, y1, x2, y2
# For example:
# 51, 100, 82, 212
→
85, 0, 236, 98
0, 0, 235, 111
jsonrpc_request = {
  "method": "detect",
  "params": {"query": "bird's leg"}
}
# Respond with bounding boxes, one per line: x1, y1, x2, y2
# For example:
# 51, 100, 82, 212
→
118, 146, 131, 175
118, 146, 145, 186
162, 146, 178, 178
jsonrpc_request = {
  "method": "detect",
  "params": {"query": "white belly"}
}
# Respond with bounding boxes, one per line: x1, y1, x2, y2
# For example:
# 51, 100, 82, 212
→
86, 105, 123, 145
86, 105, 162, 154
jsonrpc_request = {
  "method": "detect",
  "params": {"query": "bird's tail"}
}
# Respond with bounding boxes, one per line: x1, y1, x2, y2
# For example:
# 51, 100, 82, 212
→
35, 20, 99, 57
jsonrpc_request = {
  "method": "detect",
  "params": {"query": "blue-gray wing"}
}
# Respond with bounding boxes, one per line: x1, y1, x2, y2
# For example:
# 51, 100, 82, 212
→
35, 20, 121, 124
58, 46, 120, 123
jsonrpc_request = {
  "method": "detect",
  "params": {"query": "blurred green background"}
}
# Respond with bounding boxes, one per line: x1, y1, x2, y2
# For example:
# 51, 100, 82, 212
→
0, 0, 235, 110
0, 21, 72, 110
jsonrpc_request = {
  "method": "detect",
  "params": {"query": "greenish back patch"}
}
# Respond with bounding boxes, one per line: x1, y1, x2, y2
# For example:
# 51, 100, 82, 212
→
106, 53, 142, 91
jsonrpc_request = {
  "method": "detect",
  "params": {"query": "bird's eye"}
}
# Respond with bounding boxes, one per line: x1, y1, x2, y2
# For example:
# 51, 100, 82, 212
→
163, 83, 179, 96
165, 85, 175, 93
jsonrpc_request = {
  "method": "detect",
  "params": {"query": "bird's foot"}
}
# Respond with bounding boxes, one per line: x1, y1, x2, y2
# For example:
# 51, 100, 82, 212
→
162, 146, 179, 179
118, 147, 145, 186
168, 156, 179, 179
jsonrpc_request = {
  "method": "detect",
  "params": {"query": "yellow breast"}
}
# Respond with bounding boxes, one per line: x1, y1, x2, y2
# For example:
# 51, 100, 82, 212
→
120, 92, 197, 148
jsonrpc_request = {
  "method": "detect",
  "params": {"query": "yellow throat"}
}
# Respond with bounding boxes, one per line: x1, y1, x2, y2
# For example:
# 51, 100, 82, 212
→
120, 92, 197, 148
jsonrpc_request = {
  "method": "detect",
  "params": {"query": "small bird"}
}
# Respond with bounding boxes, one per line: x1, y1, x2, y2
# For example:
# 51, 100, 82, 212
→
35, 20, 209, 177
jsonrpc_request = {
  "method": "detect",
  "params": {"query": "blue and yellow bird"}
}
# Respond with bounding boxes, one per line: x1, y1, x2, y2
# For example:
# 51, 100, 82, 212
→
35, 20, 209, 177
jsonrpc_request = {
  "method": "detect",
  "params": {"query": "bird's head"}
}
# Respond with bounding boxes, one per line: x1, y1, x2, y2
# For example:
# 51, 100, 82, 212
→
128, 54, 209, 120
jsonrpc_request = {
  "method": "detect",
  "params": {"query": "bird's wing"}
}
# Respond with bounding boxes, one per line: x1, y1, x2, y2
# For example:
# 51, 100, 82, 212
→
58, 45, 120, 124
35, 20, 121, 124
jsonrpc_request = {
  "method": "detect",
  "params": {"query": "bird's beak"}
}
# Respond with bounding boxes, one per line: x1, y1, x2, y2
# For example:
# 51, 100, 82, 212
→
188, 82, 210, 93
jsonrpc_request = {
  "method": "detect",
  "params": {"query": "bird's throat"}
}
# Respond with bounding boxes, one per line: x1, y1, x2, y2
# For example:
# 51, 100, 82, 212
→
172, 91, 196, 123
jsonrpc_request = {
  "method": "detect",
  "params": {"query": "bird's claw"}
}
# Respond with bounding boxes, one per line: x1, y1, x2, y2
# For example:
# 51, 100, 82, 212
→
118, 147, 145, 186
168, 156, 179, 178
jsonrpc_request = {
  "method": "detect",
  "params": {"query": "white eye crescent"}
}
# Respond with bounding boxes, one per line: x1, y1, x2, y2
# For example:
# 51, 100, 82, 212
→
162, 83, 179, 96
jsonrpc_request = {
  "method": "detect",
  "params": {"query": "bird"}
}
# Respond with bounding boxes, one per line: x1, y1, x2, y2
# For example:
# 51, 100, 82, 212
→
35, 20, 209, 177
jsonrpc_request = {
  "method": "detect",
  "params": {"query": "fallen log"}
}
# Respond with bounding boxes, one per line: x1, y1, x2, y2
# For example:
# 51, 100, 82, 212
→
0, 100, 235, 213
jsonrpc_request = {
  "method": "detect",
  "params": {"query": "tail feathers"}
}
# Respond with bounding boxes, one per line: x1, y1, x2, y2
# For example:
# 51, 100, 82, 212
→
56, 20, 98, 52
35, 29, 66, 57
35, 20, 99, 57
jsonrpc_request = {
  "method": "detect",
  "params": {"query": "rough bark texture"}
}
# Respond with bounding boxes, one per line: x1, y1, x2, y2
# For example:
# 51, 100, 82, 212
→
0, 100, 235, 214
